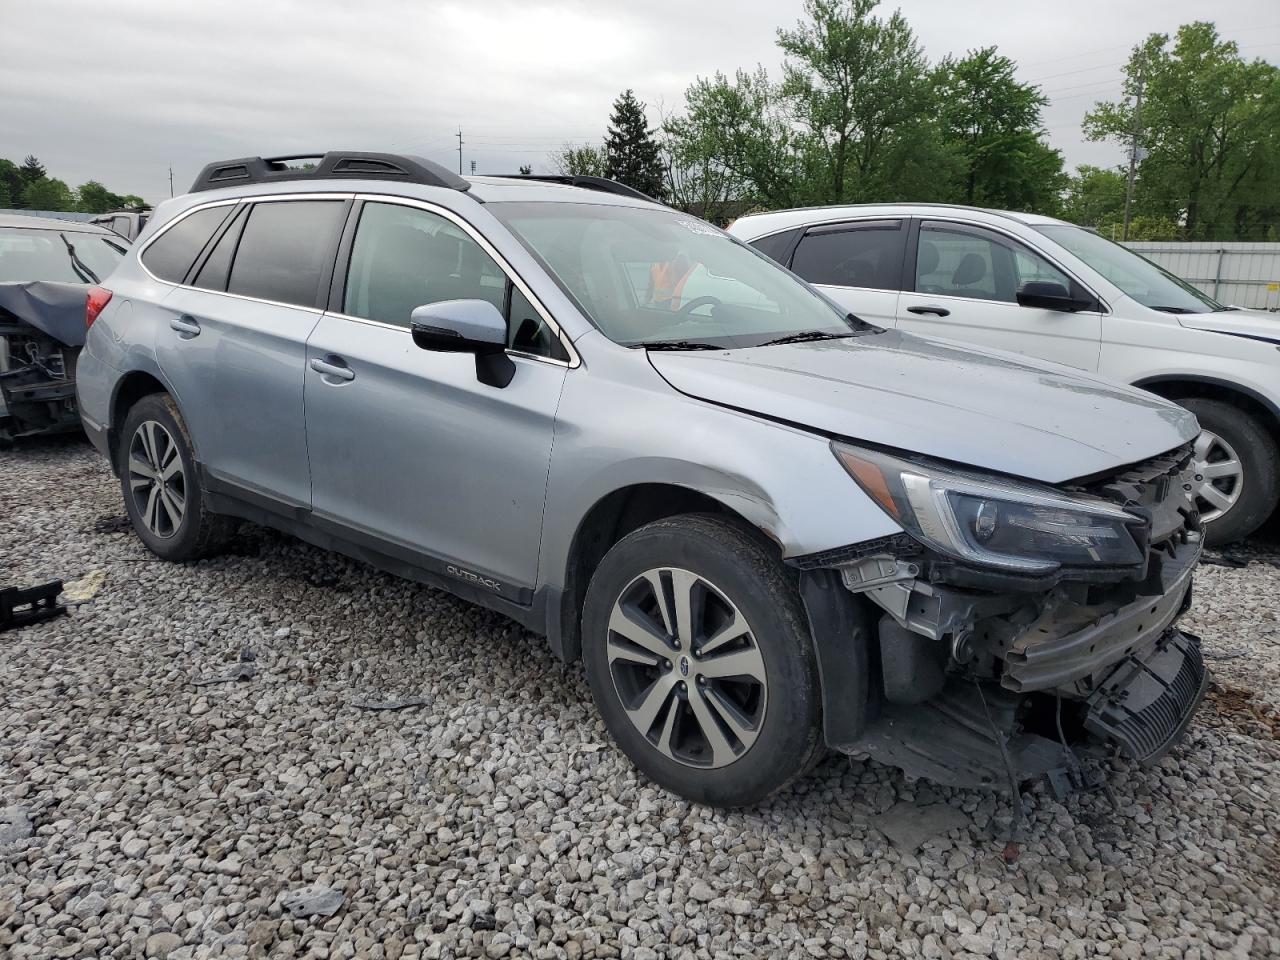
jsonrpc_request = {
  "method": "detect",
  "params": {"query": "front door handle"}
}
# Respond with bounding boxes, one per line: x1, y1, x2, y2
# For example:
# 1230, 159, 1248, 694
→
170, 315, 201, 337
309, 356, 355, 382
907, 305, 950, 317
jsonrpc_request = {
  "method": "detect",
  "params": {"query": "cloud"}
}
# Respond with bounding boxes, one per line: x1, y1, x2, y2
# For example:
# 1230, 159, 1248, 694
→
2, 0, 1274, 202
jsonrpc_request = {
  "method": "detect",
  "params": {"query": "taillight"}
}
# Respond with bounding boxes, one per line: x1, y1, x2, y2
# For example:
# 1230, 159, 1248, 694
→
86, 286, 112, 328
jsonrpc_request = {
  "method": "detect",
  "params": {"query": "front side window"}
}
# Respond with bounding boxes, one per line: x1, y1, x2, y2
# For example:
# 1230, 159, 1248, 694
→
141, 205, 232, 283
915, 224, 1011, 302
488, 202, 860, 348
0, 227, 127, 284
791, 220, 905, 290
226, 200, 346, 307
343, 202, 505, 327
1035, 224, 1223, 314
343, 202, 566, 360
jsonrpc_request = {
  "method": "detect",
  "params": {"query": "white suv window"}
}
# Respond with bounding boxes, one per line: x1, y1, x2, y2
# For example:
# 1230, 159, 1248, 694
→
916, 223, 1071, 304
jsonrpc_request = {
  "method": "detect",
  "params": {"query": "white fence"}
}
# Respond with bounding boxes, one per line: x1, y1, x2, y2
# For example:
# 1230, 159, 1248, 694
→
1123, 242, 1280, 312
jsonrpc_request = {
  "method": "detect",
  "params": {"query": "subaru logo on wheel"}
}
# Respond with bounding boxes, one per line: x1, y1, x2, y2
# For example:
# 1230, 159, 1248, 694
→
679, 656, 690, 677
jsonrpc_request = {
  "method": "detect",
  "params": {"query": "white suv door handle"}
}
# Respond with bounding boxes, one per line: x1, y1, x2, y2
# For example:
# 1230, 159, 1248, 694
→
907, 305, 950, 318
170, 315, 201, 337
309, 356, 355, 382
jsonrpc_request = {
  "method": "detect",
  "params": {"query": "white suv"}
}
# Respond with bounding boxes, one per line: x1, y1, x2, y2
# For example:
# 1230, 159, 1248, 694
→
730, 205, 1280, 544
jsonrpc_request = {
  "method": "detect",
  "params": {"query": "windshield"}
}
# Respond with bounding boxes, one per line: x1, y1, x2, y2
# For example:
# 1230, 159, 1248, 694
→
488, 202, 862, 348
1035, 224, 1224, 314
0, 227, 128, 284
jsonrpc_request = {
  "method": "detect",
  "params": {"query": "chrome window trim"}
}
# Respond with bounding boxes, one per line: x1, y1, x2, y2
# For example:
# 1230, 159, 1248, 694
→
350, 193, 580, 368
135, 193, 353, 314
321, 309, 573, 369
134, 192, 581, 366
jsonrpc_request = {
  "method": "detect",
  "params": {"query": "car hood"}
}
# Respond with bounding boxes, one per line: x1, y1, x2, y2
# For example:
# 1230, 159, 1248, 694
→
1178, 309, 1280, 345
647, 331, 1198, 483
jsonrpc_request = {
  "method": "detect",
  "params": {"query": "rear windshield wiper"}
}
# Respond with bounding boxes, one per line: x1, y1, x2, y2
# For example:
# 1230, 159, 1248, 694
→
59, 233, 100, 284
639, 340, 725, 351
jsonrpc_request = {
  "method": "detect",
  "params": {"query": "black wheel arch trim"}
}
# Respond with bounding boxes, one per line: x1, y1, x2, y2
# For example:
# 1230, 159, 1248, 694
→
796, 568, 873, 750
1134, 374, 1280, 429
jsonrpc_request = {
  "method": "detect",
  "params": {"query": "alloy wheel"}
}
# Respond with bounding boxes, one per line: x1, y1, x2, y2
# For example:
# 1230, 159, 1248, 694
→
606, 567, 767, 768
128, 420, 186, 538
1192, 429, 1244, 524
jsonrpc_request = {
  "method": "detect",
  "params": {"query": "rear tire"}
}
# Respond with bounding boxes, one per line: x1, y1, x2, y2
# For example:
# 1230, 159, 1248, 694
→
1181, 398, 1279, 546
581, 515, 823, 807
117, 393, 232, 561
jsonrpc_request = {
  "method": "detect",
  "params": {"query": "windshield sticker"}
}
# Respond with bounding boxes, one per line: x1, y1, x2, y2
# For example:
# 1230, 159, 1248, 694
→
674, 219, 724, 238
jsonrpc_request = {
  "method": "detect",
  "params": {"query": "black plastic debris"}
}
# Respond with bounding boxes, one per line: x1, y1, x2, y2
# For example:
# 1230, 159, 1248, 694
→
0, 580, 67, 632
193, 662, 257, 686
351, 696, 430, 711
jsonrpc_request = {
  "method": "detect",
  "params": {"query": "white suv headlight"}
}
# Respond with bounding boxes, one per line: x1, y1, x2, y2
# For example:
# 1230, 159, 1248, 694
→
833, 442, 1146, 573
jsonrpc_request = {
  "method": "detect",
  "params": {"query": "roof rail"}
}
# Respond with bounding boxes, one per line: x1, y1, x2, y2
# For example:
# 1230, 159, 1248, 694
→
488, 174, 657, 203
189, 152, 470, 194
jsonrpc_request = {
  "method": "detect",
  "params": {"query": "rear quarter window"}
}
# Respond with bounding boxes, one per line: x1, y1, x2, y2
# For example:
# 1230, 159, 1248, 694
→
141, 206, 234, 283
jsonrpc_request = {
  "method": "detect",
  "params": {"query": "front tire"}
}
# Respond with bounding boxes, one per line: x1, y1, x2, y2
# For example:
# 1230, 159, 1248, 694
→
581, 515, 822, 807
1181, 398, 1279, 546
117, 393, 232, 561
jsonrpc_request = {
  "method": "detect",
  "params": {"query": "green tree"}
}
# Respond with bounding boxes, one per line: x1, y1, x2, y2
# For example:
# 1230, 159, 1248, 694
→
22, 177, 75, 211
602, 90, 668, 200
550, 143, 605, 177
1061, 165, 1128, 227
1084, 22, 1280, 240
932, 47, 1065, 211
19, 155, 46, 184
776, 0, 935, 203
76, 180, 125, 213
0, 159, 20, 208
663, 68, 803, 209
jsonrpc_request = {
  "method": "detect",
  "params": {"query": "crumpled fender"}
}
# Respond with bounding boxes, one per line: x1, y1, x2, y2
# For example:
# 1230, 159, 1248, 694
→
0, 281, 88, 347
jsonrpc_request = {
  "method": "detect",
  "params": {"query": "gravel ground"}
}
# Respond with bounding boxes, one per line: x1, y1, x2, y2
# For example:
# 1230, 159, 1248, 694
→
2, 436, 1278, 960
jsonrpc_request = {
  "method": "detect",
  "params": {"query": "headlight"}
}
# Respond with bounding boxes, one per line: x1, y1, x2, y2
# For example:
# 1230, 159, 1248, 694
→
832, 442, 1145, 573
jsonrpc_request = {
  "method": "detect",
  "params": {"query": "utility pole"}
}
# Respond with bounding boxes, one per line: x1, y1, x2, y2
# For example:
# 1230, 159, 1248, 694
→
168, 165, 174, 198
457, 128, 463, 175
1121, 70, 1145, 242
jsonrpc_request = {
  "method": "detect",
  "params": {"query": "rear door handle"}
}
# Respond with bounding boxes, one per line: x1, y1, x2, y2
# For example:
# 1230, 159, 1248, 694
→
309, 356, 355, 382
907, 305, 950, 317
170, 315, 201, 337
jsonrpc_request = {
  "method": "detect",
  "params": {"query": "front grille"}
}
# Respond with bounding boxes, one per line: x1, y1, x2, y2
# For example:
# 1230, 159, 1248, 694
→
1083, 629, 1208, 763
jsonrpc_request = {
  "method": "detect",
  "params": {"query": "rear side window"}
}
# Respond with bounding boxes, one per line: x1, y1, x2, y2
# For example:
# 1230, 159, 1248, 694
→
141, 206, 233, 283
748, 227, 801, 266
790, 220, 905, 290
227, 200, 346, 307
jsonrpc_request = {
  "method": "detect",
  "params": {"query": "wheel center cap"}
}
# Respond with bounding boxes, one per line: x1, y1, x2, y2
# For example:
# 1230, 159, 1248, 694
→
679, 656, 690, 677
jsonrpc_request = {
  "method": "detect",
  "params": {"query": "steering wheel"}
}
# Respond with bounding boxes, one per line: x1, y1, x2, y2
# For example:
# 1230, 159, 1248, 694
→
677, 295, 722, 317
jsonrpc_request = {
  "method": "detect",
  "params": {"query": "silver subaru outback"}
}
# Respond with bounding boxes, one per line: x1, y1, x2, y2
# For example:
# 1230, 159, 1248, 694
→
76, 152, 1208, 807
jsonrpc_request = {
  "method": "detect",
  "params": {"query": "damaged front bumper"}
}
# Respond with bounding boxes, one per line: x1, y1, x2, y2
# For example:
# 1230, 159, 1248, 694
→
796, 444, 1210, 793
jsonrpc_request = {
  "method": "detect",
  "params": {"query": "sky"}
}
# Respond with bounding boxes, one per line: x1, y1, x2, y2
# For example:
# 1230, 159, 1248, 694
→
2, 0, 1277, 205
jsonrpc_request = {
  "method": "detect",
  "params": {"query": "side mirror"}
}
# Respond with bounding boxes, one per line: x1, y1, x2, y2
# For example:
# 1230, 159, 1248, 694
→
410, 299, 514, 388
1016, 280, 1092, 313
